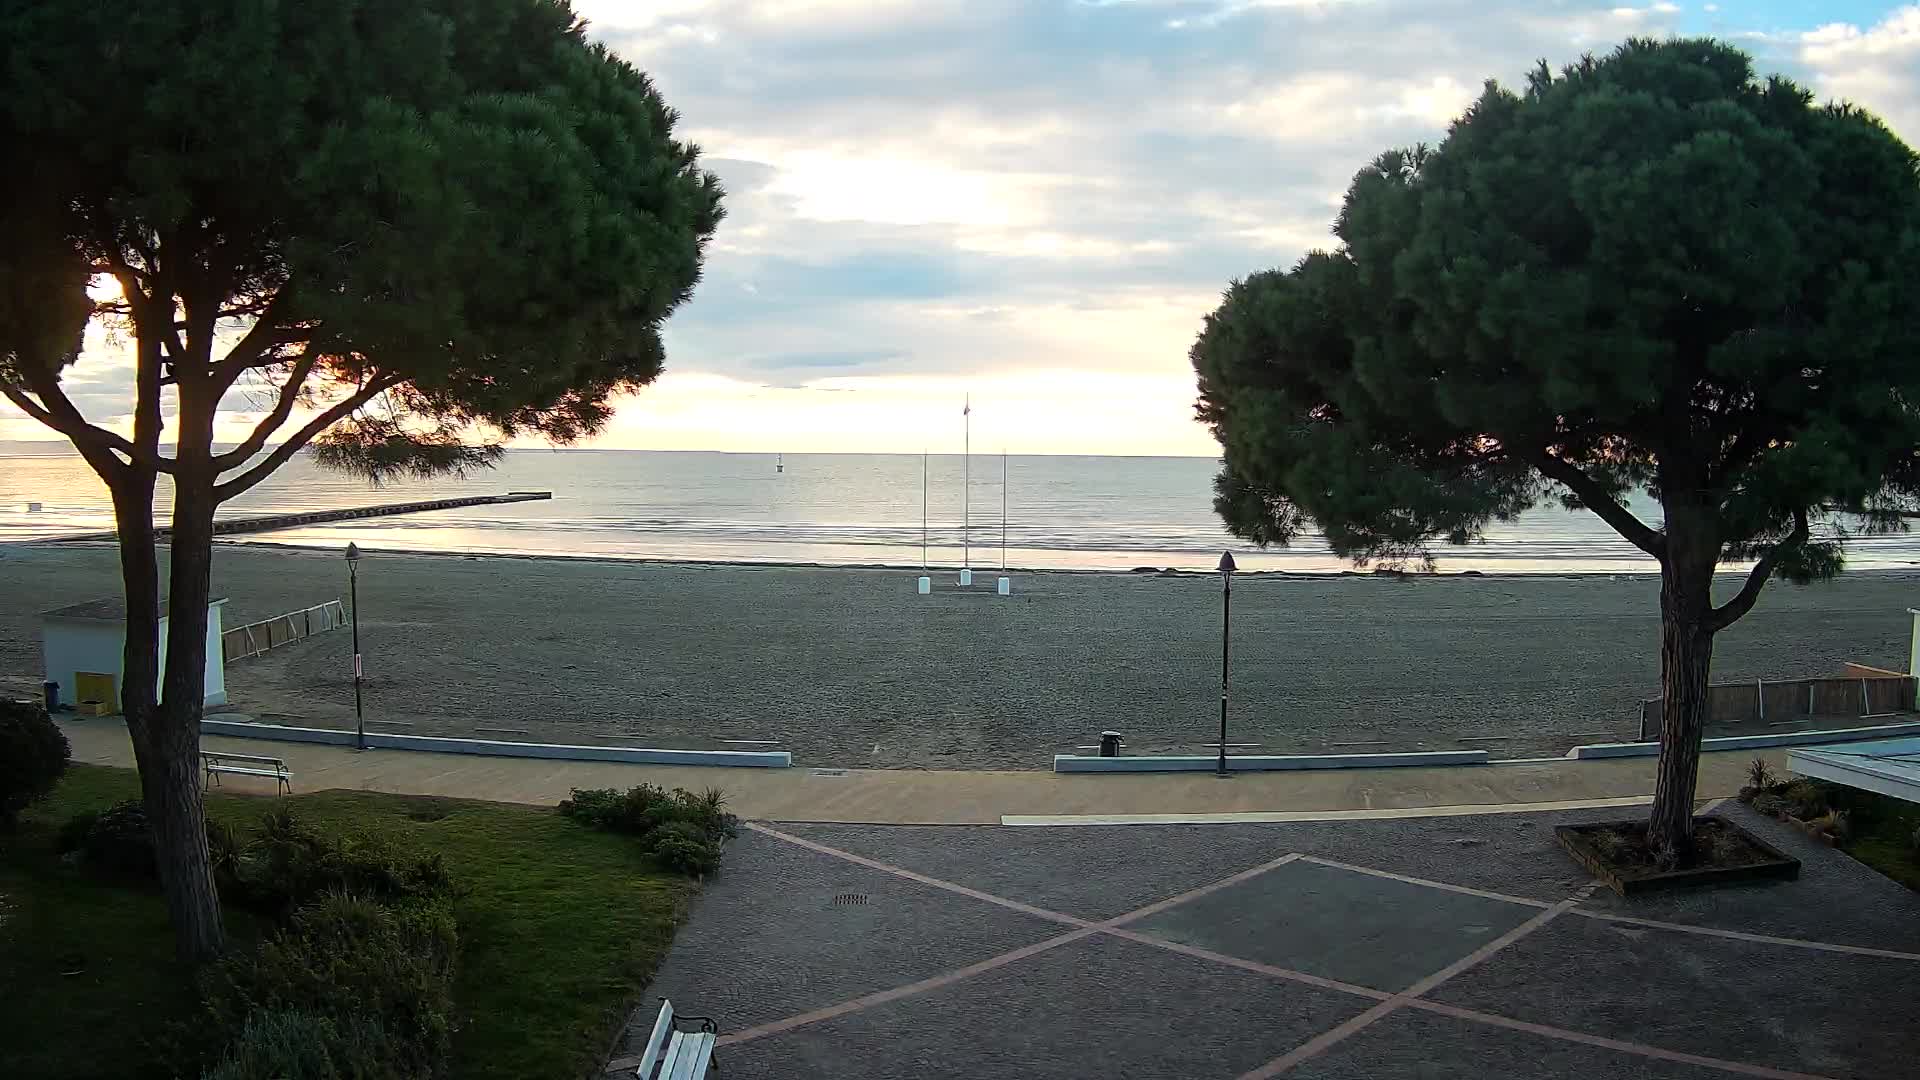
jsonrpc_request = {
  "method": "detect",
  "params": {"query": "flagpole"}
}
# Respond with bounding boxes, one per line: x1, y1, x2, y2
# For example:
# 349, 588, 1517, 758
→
1002, 450, 1008, 571
963, 395, 970, 571
921, 450, 928, 571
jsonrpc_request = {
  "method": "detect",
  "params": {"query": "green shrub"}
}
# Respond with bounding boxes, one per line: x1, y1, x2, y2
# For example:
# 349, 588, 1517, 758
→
647, 820, 723, 877
200, 1009, 398, 1080
1778, 779, 1831, 820
230, 808, 453, 914
558, 785, 736, 876
206, 892, 457, 1080
60, 800, 158, 877
0, 699, 69, 828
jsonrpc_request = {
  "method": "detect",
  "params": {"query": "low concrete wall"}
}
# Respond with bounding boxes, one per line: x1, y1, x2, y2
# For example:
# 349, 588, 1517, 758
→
1570, 719, 1920, 760
200, 718, 792, 768
1053, 749, 1490, 773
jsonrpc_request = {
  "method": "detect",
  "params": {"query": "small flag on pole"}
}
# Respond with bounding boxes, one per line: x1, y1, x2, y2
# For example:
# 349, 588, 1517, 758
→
963, 395, 970, 416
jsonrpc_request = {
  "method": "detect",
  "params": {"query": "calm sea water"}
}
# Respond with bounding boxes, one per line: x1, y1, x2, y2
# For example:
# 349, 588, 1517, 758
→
3, 445, 1916, 573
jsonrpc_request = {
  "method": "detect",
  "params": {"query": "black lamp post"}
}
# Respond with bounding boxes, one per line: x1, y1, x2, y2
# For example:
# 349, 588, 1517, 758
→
345, 542, 365, 751
1216, 549, 1237, 778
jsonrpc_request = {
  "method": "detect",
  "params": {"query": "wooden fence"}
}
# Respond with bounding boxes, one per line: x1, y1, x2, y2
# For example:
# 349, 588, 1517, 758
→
222, 600, 346, 662
1638, 674, 1917, 740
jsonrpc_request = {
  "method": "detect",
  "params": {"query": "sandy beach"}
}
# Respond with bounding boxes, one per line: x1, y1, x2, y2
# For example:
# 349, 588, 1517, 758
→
1, 543, 1913, 769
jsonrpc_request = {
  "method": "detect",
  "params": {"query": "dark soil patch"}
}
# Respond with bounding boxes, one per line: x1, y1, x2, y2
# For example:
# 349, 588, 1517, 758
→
1557, 816, 1800, 895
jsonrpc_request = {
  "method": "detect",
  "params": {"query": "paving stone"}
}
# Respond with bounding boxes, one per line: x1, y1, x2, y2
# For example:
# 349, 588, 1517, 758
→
714, 932, 1374, 1080
1288, 1007, 1746, 1080
1127, 859, 1540, 992
1430, 915, 1920, 1079
1574, 803, 1920, 953
620, 829, 1065, 1053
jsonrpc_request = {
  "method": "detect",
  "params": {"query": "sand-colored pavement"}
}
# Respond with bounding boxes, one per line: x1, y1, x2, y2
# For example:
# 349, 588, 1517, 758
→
59, 718, 1775, 824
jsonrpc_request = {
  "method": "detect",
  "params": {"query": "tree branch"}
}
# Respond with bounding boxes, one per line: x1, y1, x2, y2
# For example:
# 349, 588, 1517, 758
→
207, 293, 306, 388
211, 353, 319, 469
213, 373, 401, 501
1708, 508, 1809, 632
1, 372, 173, 474
1533, 451, 1666, 557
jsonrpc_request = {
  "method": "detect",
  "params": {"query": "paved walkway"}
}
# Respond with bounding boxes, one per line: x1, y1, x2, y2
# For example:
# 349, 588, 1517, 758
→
62, 717, 1775, 824
619, 803, 1920, 1079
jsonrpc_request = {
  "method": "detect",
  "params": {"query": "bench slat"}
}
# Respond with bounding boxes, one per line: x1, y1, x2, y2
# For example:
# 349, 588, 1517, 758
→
660, 1032, 692, 1080
680, 1033, 715, 1079
634, 1001, 675, 1078
206, 766, 288, 779
201, 752, 288, 765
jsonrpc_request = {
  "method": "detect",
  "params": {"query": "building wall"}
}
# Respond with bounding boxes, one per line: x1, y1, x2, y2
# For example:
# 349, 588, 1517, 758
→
40, 601, 228, 710
41, 621, 127, 708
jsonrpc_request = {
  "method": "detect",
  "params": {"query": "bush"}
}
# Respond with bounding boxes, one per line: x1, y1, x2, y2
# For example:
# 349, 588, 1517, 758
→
647, 820, 723, 877
205, 892, 457, 1080
558, 785, 736, 876
0, 699, 69, 828
60, 800, 158, 877
201, 1009, 395, 1080
230, 807, 453, 914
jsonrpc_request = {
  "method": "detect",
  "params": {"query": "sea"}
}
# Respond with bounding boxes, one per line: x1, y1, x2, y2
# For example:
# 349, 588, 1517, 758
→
3, 444, 1917, 573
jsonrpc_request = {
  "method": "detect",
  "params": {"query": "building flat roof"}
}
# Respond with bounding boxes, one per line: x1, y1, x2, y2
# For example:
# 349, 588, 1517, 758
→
1788, 736, 1920, 806
42, 596, 228, 622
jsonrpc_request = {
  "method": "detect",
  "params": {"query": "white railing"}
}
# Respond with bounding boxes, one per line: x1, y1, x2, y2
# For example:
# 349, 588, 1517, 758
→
223, 600, 346, 662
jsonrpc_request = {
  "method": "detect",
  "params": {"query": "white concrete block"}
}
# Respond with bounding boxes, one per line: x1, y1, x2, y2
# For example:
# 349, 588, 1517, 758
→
959, 568, 973, 586
997, 577, 1011, 595
916, 576, 931, 595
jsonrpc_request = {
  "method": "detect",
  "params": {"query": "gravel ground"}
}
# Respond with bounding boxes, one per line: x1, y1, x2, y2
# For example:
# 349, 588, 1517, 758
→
1, 543, 1914, 769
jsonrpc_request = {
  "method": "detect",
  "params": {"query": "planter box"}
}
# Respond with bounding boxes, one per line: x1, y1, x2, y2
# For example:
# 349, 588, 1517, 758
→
1555, 818, 1801, 896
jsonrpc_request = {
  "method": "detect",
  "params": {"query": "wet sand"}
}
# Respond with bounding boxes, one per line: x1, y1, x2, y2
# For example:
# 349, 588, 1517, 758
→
1, 543, 1912, 769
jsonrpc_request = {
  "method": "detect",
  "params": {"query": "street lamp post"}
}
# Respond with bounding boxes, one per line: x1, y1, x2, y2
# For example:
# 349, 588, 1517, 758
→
1216, 550, 1237, 778
346, 543, 365, 751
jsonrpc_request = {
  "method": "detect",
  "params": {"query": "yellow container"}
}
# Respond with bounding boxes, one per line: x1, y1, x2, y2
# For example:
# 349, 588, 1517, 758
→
74, 672, 117, 715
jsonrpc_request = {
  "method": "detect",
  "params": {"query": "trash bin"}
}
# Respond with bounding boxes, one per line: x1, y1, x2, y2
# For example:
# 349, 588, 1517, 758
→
43, 681, 59, 712
1099, 731, 1122, 757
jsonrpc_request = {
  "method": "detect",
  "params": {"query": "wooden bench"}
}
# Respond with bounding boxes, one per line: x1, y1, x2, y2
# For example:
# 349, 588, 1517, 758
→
200, 750, 292, 795
633, 999, 719, 1079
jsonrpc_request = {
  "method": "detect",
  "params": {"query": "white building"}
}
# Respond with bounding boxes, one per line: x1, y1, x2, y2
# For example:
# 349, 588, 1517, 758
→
40, 597, 229, 711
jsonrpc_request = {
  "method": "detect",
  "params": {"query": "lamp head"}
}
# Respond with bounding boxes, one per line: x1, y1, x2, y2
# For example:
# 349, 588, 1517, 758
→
1216, 550, 1237, 575
344, 542, 361, 564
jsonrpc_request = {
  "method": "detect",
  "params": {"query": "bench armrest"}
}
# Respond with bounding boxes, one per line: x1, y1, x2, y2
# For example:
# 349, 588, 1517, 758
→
670, 1014, 719, 1035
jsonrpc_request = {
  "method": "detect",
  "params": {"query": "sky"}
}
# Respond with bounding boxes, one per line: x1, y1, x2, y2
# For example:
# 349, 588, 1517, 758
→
5, 1, 1919, 456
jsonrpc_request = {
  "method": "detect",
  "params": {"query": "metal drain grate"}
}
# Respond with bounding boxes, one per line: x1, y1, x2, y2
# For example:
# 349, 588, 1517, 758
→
832, 893, 870, 906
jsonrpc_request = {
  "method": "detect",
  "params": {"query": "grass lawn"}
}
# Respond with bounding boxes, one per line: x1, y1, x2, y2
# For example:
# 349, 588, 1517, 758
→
0, 764, 698, 1080
1826, 783, 1920, 891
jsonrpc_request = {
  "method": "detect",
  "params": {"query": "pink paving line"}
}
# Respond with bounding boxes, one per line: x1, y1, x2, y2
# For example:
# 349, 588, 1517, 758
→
1236, 897, 1582, 1079
729, 826, 1900, 1078
1289, 854, 1920, 963
1101, 927, 1391, 1001
744, 822, 1090, 928
1567, 909, 1920, 962
1292, 855, 1555, 908
723, 836, 1321, 1047
719, 925, 1103, 1046
1405, 1000, 1837, 1080
1108, 852, 1305, 924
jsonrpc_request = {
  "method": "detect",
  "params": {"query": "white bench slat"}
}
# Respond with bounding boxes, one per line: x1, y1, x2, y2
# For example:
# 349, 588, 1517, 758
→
634, 1001, 676, 1078
661, 1032, 692, 1080
680, 1034, 715, 1079
202, 751, 288, 766
206, 766, 287, 779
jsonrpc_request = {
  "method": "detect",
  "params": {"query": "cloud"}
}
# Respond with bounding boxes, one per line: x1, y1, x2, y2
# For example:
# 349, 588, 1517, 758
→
17, 1, 1906, 455
1791, 6, 1920, 138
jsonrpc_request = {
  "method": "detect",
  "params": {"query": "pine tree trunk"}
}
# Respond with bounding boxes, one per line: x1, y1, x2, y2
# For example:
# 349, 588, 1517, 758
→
1647, 508, 1719, 863
144, 384, 227, 962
